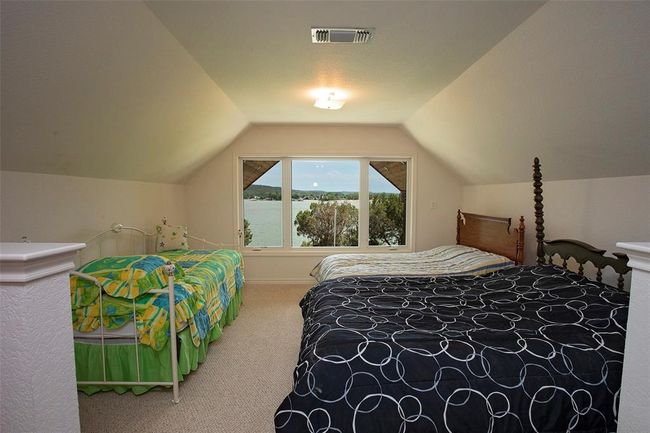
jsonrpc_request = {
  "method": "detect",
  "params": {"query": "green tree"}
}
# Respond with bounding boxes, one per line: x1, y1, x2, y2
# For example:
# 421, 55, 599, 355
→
243, 218, 253, 246
294, 201, 358, 246
369, 193, 405, 245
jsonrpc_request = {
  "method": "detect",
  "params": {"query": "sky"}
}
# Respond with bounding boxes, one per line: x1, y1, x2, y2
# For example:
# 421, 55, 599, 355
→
250, 160, 400, 193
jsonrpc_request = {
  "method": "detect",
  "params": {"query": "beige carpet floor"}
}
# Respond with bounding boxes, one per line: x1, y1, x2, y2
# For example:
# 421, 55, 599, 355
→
78, 283, 310, 433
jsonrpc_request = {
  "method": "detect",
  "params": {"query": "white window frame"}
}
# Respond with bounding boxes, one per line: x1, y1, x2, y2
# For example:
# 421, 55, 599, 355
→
235, 155, 415, 256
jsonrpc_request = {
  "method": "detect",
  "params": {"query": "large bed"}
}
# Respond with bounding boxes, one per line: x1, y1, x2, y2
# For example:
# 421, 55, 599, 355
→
275, 158, 631, 432
312, 244, 515, 283
311, 211, 526, 282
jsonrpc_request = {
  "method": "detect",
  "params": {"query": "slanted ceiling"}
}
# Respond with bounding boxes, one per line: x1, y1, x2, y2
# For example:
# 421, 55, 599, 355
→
242, 160, 407, 193
1, 1, 648, 185
145, 0, 543, 124
369, 161, 407, 194
406, 1, 650, 184
242, 160, 278, 191
0, 1, 248, 183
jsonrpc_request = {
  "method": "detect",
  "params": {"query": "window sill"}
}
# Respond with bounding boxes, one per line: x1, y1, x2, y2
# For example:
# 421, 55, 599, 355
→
242, 246, 412, 257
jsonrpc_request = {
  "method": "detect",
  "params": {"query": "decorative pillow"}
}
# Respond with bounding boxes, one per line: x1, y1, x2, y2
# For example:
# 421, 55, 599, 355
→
70, 255, 185, 303
156, 222, 189, 251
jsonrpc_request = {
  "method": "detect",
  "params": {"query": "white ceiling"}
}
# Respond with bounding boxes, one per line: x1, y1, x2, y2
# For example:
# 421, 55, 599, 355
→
146, 1, 543, 124
1, 1, 648, 185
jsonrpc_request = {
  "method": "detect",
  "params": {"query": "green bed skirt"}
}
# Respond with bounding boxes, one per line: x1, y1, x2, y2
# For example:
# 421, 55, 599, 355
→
76, 290, 242, 395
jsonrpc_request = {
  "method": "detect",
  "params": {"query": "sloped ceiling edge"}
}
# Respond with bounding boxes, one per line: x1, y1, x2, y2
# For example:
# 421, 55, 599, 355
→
0, 1, 249, 184
404, 1, 650, 185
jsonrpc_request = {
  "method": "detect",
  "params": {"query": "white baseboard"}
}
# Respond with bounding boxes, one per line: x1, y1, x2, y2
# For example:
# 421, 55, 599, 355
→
245, 278, 315, 285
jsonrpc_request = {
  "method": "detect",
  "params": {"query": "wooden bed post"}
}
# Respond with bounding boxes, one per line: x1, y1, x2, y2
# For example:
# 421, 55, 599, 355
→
533, 157, 546, 265
456, 209, 462, 245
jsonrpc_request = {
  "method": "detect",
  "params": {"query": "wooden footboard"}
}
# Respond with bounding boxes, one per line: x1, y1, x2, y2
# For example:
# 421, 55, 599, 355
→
540, 239, 630, 289
532, 157, 631, 289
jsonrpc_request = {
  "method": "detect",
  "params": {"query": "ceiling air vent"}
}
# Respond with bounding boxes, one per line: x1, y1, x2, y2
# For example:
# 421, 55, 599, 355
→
311, 28, 374, 44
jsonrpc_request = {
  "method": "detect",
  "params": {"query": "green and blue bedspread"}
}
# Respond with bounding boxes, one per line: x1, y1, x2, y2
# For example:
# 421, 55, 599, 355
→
71, 249, 244, 351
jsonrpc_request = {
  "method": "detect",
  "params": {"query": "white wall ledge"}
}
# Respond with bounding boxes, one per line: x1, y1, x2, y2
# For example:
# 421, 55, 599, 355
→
1, 242, 84, 432
617, 242, 650, 272
0, 242, 85, 283
615, 241, 650, 433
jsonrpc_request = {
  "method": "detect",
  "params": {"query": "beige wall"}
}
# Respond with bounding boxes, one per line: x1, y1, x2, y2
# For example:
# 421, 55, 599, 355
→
0, 171, 187, 246
185, 124, 464, 282
462, 175, 650, 285
2, 146, 646, 286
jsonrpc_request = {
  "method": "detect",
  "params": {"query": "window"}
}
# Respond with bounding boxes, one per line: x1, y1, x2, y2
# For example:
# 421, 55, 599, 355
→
369, 161, 407, 246
292, 160, 360, 247
240, 157, 411, 251
242, 159, 282, 247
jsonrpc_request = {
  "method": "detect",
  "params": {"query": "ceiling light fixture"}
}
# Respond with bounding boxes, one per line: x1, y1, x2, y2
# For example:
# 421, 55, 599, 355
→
312, 88, 347, 110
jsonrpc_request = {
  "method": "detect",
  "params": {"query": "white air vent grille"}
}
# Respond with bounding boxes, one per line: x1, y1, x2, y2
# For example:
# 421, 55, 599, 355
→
311, 28, 374, 44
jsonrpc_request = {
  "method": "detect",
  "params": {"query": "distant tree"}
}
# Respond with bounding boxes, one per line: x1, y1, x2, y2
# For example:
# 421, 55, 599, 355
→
295, 201, 358, 246
243, 218, 253, 246
244, 184, 362, 201
369, 193, 405, 245
243, 184, 282, 201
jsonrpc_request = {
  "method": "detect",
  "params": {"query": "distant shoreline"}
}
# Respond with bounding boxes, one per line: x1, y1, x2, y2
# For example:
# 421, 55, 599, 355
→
244, 184, 399, 201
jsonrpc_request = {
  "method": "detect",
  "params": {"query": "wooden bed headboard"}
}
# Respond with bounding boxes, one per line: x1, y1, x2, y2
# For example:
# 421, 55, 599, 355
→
532, 157, 631, 289
456, 210, 525, 265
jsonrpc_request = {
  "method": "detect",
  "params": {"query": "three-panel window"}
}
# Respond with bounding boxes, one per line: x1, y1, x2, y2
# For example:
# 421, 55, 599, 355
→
240, 157, 411, 251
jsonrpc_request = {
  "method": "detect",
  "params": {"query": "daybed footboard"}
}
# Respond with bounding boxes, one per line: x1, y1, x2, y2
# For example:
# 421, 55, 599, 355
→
72, 263, 181, 403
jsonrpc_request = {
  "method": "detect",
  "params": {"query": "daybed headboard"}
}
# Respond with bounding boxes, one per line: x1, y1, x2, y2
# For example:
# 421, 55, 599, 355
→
76, 221, 238, 266
457, 210, 525, 265
77, 223, 150, 266
532, 157, 631, 289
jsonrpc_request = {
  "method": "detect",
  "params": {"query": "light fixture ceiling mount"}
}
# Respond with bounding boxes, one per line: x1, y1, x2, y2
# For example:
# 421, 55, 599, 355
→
312, 88, 347, 110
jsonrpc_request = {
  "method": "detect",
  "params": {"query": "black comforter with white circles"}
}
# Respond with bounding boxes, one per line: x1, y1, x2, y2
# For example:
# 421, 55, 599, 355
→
275, 265, 629, 433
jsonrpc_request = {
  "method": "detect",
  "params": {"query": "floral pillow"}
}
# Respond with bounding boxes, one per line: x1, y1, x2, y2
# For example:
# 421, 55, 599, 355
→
156, 222, 189, 251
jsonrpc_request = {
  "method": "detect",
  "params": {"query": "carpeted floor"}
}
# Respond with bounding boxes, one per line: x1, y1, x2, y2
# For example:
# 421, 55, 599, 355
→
78, 283, 310, 433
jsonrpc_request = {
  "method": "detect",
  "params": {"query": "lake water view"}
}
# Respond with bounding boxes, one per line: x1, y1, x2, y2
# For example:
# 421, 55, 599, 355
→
244, 199, 360, 247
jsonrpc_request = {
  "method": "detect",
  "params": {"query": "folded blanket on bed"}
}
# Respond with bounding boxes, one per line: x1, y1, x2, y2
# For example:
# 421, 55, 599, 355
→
70, 255, 185, 306
71, 249, 244, 351
160, 249, 244, 328
310, 244, 514, 282
72, 280, 207, 350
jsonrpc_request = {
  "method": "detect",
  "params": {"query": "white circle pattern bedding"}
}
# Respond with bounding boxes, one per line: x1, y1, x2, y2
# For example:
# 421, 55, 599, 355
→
275, 265, 629, 433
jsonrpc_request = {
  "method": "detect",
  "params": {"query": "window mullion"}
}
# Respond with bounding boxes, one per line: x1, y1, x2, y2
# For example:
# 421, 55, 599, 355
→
282, 158, 292, 249
359, 158, 369, 248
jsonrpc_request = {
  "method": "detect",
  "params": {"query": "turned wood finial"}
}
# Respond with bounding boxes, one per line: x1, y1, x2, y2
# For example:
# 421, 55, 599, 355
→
516, 215, 525, 265
533, 157, 545, 265
456, 209, 462, 245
